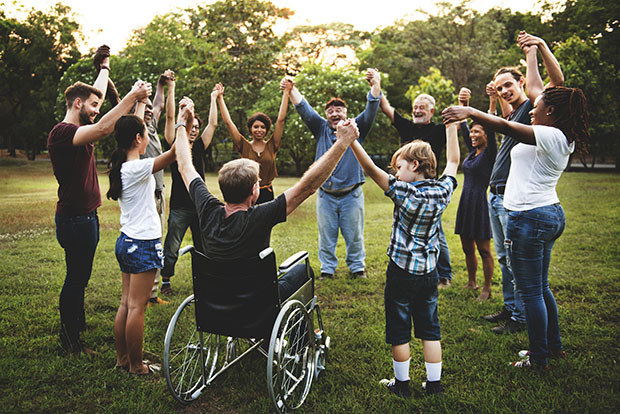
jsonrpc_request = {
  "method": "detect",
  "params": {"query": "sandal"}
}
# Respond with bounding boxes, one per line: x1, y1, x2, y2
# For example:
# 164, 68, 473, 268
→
130, 363, 160, 376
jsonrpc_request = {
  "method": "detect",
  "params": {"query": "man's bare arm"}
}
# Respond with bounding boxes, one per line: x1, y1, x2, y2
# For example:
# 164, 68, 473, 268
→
72, 82, 151, 146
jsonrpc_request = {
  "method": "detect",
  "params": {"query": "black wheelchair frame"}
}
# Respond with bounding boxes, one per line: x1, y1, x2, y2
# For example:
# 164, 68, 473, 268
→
163, 246, 330, 413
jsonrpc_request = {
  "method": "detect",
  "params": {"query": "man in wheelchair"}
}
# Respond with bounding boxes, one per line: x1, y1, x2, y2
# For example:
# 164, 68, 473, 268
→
174, 97, 361, 298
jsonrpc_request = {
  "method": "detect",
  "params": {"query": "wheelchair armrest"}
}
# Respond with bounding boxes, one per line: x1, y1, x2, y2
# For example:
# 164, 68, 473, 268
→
278, 251, 308, 273
259, 247, 274, 260
179, 245, 195, 256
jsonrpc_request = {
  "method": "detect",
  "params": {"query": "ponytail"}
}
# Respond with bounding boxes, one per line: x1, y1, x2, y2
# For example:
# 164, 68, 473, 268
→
542, 86, 590, 153
106, 115, 146, 200
106, 148, 127, 200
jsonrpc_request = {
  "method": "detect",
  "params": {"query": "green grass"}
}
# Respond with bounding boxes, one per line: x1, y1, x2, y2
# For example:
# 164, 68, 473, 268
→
0, 158, 619, 413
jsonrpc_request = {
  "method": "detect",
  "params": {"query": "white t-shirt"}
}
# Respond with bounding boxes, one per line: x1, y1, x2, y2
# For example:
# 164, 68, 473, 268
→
504, 125, 574, 211
119, 158, 161, 239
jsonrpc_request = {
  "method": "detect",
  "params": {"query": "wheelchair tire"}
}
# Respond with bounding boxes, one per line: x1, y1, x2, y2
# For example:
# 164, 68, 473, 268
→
267, 299, 315, 413
164, 294, 214, 404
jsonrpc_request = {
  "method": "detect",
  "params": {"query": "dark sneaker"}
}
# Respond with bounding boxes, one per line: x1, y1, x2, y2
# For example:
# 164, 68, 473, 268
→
319, 272, 333, 280
483, 307, 512, 323
422, 380, 444, 395
380, 378, 411, 398
519, 349, 566, 359
353, 270, 368, 279
492, 319, 526, 334
160, 284, 174, 296
510, 357, 549, 370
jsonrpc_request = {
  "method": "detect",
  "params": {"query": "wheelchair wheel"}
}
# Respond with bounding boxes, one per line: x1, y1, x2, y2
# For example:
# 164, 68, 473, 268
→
164, 295, 221, 404
267, 300, 315, 413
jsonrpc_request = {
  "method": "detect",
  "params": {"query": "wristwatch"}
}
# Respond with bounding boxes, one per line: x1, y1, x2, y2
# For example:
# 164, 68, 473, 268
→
175, 122, 186, 130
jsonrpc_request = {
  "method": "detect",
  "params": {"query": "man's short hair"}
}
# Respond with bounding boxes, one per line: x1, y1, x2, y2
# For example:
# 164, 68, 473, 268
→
414, 94, 436, 109
390, 140, 437, 179
218, 158, 260, 204
325, 97, 347, 109
64, 81, 102, 109
494, 66, 524, 82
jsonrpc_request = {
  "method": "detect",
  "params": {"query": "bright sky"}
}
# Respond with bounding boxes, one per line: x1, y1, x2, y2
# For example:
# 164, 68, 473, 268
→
12, 0, 550, 53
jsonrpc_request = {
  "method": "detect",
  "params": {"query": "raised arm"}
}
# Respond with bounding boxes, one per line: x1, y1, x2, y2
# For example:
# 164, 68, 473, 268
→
282, 76, 303, 105
283, 119, 359, 215
366, 68, 381, 99
92, 45, 110, 111
72, 81, 152, 146
442, 123, 460, 178
350, 140, 389, 191
175, 97, 200, 191
152, 143, 176, 173
379, 94, 395, 123
200, 84, 222, 149
518, 31, 564, 102
216, 87, 243, 147
273, 78, 292, 150
164, 74, 176, 145
152, 70, 173, 123
442, 105, 535, 145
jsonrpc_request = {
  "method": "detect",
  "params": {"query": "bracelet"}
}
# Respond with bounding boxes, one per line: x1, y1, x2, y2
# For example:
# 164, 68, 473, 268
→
488, 110, 497, 115
100, 65, 110, 71
175, 122, 186, 130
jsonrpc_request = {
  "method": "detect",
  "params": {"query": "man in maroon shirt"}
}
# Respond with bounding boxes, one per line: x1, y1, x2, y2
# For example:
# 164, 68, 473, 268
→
48, 51, 151, 354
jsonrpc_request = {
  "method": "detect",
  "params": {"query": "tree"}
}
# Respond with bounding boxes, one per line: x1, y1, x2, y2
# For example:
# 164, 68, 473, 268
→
279, 23, 369, 71
0, 2, 81, 159
554, 35, 620, 168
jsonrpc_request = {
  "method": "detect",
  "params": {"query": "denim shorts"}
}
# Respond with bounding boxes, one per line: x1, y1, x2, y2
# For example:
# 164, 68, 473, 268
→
384, 260, 441, 345
115, 232, 164, 274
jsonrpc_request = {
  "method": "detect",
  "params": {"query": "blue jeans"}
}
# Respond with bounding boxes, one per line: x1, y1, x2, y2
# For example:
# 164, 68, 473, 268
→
55, 211, 99, 346
278, 262, 313, 301
506, 204, 565, 366
316, 186, 365, 274
436, 218, 452, 281
489, 193, 525, 322
162, 208, 202, 278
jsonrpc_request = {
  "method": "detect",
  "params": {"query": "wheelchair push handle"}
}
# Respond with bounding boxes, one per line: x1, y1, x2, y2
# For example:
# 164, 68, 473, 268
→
179, 245, 195, 256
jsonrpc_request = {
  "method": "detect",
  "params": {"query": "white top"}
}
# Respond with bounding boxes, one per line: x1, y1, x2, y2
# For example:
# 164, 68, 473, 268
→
504, 125, 574, 211
119, 158, 161, 239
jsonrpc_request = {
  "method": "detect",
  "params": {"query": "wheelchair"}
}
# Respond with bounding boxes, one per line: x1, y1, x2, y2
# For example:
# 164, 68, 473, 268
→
163, 245, 330, 413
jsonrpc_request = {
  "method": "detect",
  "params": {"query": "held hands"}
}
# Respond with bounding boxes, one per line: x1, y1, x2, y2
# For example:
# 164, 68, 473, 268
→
212, 83, 224, 98
158, 69, 176, 86
458, 87, 471, 106
280, 76, 294, 92
178, 96, 194, 127
441, 106, 472, 124
334, 119, 360, 144
366, 68, 380, 87
486, 81, 498, 98
517, 31, 542, 54
93, 44, 110, 71
130, 80, 152, 101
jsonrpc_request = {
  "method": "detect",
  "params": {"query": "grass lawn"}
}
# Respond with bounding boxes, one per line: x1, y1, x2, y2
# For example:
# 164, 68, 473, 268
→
0, 158, 619, 413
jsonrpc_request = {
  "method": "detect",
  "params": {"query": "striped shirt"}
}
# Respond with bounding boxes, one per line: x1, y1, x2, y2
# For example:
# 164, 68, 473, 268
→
385, 175, 457, 276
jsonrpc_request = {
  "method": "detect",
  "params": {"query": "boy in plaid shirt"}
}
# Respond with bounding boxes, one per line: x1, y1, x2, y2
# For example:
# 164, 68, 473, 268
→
349, 122, 459, 397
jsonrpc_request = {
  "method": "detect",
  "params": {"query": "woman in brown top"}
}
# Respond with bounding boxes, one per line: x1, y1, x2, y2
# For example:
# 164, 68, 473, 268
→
217, 81, 291, 204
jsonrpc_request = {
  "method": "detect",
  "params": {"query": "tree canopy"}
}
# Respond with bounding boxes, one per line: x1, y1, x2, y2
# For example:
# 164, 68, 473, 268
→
2, 0, 619, 170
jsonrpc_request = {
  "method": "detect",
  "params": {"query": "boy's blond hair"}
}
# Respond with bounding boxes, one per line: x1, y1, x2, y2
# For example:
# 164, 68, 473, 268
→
390, 140, 437, 179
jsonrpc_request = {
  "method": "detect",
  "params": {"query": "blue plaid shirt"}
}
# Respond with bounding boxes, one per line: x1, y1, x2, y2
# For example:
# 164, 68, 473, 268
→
385, 175, 457, 276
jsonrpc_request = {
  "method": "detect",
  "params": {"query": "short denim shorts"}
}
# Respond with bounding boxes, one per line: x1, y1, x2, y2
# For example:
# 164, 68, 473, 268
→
384, 260, 441, 345
115, 232, 164, 274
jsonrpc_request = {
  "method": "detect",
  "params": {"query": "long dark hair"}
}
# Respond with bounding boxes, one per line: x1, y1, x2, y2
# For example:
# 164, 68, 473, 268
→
107, 115, 145, 200
542, 86, 590, 153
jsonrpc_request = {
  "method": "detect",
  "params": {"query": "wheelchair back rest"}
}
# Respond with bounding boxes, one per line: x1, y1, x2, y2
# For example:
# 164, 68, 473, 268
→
191, 249, 280, 338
